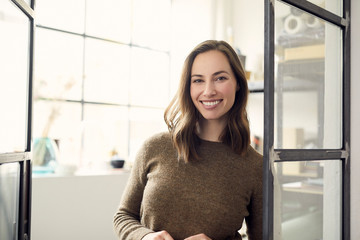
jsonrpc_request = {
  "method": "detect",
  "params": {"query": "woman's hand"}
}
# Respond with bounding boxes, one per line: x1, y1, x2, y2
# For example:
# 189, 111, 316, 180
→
184, 233, 212, 240
142, 231, 174, 240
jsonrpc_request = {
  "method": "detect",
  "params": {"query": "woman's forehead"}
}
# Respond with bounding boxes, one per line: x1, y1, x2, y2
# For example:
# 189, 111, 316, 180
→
191, 50, 232, 75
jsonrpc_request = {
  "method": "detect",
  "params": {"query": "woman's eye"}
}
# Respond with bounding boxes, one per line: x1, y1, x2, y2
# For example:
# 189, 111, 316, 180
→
216, 76, 227, 81
192, 79, 203, 83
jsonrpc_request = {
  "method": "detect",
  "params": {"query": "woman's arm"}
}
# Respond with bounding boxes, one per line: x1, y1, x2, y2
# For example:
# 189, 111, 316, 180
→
113, 142, 154, 240
245, 154, 263, 240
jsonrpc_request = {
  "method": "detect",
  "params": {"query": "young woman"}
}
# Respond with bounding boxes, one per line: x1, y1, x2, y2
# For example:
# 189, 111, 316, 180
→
113, 40, 262, 240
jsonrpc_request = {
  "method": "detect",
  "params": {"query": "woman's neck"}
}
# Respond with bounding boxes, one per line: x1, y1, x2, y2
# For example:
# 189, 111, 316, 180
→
197, 118, 227, 142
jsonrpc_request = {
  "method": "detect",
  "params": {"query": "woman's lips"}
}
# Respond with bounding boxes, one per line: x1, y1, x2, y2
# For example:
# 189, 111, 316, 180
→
200, 100, 222, 108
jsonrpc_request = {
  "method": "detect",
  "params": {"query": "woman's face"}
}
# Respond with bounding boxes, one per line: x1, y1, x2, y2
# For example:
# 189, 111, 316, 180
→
190, 50, 238, 124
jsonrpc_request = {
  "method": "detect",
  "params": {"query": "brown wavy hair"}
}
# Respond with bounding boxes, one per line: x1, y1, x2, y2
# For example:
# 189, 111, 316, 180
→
164, 40, 250, 162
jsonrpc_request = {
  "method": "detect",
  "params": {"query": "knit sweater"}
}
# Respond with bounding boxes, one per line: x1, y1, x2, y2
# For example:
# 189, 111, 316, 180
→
113, 132, 263, 240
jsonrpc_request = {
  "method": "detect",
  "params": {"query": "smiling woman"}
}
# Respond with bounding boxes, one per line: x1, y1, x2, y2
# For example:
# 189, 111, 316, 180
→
165, 40, 250, 163
113, 40, 262, 240
190, 50, 239, 137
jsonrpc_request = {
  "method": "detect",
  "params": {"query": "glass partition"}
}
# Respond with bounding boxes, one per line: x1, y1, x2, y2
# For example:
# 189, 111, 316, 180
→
0, 162, 20, 240
0, 0, 30, 153
274, 2, 342, 149
306, 0, 342, 16
274, 159, 342, 240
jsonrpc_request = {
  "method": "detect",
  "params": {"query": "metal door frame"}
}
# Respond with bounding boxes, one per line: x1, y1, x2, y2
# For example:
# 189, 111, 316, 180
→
263, 0, 351, 239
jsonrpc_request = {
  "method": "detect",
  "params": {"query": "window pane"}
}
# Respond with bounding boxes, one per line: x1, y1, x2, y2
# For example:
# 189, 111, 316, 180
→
0, 1, 29, 153
128, 107, 167, 161
247, 93, 264, 154
306, 0, 342, 16
0, 162, 20, 239
34, 29, 83, 101
82, 104, 129, 168
274, 160, 342, 240
274, 1, 342, 149
130, 47, 170, 108
33, 101, 82, 166
85, 0, 131, 43
35, 0, 85, 33
24, 0, 31, 6
132, 0, 171, 51
84, 38, 130, 104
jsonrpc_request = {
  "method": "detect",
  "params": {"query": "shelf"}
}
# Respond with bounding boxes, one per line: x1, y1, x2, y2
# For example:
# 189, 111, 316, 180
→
248, 81, 264, 93
283, 181, 323, 195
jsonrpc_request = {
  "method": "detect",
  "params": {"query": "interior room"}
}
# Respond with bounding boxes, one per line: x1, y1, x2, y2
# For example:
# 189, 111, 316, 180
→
29, 1, 266, 238
1, 0, 359, 239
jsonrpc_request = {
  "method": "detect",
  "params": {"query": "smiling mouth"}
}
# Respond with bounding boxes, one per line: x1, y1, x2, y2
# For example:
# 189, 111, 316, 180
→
201, 100, 222, 106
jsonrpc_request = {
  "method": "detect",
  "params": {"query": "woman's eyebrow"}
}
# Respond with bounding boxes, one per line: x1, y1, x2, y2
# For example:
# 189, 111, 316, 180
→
213, 70, 229, 76
191, 70, 229, 78
191, 74, 203, 78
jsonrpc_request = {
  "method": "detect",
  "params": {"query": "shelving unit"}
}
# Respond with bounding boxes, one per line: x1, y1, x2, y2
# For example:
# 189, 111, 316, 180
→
276, 57, 325, 149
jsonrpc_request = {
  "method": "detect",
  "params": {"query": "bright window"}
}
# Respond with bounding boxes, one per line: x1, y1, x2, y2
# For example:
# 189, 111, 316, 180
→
33, 0, 215, 170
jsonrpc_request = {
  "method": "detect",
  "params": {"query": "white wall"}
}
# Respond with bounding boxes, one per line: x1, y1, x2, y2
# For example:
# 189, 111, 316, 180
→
232, 0, 264, 77
351, 0, 360, 239
31, 172, 130, 240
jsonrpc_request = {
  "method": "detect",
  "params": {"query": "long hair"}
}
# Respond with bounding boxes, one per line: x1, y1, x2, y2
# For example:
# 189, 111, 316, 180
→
164, 40, 250, 162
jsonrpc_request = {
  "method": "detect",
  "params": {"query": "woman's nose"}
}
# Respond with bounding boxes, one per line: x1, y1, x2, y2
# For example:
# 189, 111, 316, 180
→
203, 81, 216, 97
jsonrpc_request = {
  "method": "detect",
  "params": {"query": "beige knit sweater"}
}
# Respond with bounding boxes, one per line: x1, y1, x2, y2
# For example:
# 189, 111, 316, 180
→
113, 132, 263, 240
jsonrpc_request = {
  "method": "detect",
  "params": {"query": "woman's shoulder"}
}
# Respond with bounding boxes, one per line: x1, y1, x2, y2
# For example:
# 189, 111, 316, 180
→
140, 131, 173, 155
247, 146, 263, 159
245, 146, 263, 167
143, 131, 172, 146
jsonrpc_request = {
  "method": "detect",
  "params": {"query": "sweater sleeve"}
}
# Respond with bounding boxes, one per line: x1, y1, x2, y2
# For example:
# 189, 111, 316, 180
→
245, 151, 263, 240
113, 140, 155, 240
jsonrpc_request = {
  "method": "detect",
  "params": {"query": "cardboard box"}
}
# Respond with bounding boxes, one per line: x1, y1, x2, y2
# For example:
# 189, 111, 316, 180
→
284, 44, 325, 61
282, 128, 305, 176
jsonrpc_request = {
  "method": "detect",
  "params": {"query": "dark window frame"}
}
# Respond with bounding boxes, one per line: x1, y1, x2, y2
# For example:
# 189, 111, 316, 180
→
263, 0, 351, 239
0, 0, 34, 239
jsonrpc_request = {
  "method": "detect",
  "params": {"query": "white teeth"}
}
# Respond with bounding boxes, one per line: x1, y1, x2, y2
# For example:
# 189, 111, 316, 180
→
202, 100, 220, 106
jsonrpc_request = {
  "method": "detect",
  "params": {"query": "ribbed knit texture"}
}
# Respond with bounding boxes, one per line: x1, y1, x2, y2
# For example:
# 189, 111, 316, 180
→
113, 132, 262, 240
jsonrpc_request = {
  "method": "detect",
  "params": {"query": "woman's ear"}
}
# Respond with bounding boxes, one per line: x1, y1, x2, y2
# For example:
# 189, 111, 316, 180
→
236, 84, 240, 91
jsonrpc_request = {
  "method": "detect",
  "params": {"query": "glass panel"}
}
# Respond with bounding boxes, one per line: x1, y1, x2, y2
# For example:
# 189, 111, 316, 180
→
34, 28, 83, 101
132, 0, 171, 51
82, 104, 129, 169
274, 1, 342, 149
128, 107, 167, 161
84, 38, 130, 104
306, 0, 342, 16
274, 160, 342, 240
130, 47, 170, 108
85, 0, 131, 43
0, 162, 20, 240
35, 0, 85, 33
247, 93, 264, 154
0, 1, 29, 153
24, 0, 32, 6
32, 101, 82, 166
